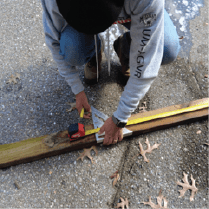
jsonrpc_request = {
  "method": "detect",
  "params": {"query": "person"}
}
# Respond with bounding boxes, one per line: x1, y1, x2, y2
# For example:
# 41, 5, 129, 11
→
40, 0, 181, 145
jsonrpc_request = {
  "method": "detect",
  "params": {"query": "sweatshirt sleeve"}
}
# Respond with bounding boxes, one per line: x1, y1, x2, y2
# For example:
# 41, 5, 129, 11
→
41, 0, 84, 95
113, 0, 164, 122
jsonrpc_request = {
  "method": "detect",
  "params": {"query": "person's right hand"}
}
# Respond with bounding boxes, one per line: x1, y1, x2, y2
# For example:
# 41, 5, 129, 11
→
75, 91, 91, 119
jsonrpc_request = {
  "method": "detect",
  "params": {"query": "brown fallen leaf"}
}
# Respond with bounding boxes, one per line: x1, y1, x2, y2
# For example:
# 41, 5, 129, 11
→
176, 172, 198, 201
139, 106, 147, 113
113, 173, 120, 186
196, 130, 201, 134
115, 197, 129, 209
14, 181, 20, 190
77, 146, 98, 164
138, 137, 161, 163
49, 170, 52, 175
139, 101, 147, 113
143, 189, 168, 209
142, 101, 147, 106
6, 73, 21, 84
66, 102, 76, 112
110, 170, 119, 179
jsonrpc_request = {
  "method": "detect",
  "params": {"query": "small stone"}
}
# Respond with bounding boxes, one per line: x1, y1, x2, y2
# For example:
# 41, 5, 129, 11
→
196, 130, 201, 134
183, 148, 188, 152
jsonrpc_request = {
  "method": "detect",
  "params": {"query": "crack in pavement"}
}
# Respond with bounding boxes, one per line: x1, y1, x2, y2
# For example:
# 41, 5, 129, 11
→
110, 140, 132, 208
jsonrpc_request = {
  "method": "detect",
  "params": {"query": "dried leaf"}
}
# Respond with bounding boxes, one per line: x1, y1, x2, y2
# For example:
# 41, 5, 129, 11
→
6, 73, 21, 84
196, 130, 201, 134
113, 173, 120, 186
142, 101, 147, 106
139, 137, 161, 162
77, 146, 98, 164
49, 171, 52, 175
139, 106, 147, 113
14, 181, 20, 190
143, 190, 168, 209
176, 172, 198, 201
139, 101, 147, 113
66, 102, 76, 112
115, 197, 129, 209
110, 170, 119, 179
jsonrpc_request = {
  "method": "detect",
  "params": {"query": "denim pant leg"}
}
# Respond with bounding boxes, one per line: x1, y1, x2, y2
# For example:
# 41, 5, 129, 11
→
121, 8, 181, 65
162, 8, 181, 65
59, 25, 101, 66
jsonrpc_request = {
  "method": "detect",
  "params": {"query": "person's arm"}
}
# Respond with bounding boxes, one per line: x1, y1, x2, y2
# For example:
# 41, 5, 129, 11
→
41, 0, 91, 118
113, 0, 164, 122
41, 0, 84, 95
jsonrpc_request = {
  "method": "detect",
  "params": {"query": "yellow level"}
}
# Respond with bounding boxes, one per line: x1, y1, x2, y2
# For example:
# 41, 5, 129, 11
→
85, 100, 209, 136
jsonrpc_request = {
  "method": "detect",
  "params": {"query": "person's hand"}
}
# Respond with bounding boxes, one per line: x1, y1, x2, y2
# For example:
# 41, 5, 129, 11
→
98, 117, 124, 145
75, 91, 91, 119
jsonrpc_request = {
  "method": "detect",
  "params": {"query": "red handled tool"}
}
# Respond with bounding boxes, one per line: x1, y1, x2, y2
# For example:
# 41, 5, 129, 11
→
68, 123, 85, 142
68, 107, 85, 141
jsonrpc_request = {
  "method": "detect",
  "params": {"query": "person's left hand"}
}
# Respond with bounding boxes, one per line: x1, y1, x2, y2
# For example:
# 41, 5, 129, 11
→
98, 117, 124, 145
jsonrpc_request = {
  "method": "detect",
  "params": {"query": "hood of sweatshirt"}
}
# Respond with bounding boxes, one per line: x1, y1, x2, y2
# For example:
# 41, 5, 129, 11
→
56, 0, 124, 35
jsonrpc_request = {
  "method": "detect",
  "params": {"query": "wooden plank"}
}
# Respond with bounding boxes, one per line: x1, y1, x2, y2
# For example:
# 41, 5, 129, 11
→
0, 98, 208, 169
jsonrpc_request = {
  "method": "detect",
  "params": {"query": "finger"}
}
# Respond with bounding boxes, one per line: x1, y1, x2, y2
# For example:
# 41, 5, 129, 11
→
83, 114, 91, 119
83, 112, 91, 119
84, 103, 91, 113
98, 126, 105, 135
112, 132, 119, 144
103, 135, 112, 146
118, 129, 124, 142
112, 138, 118, 144
107, 136, 113, 145
103, 134, 109, 145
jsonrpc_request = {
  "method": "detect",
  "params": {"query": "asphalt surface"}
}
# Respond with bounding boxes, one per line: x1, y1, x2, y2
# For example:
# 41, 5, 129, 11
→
0, 0, 208, 208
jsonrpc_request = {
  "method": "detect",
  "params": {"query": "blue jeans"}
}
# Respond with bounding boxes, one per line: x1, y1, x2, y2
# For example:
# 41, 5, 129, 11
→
59, 8, 181, 66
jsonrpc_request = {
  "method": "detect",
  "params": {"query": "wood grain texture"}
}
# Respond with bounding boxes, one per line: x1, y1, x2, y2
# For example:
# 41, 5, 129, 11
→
0, 98, 208, 169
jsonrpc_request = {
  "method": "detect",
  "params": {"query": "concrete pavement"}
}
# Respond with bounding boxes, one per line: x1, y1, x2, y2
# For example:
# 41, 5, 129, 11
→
0, 0, 208, 208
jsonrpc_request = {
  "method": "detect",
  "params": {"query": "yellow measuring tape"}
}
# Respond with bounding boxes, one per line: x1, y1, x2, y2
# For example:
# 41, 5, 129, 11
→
85, 100, 209, 136
80, 108, 84, 118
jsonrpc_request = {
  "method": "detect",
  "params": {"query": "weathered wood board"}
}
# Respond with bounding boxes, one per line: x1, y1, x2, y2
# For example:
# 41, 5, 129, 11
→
0, 98, 208, 169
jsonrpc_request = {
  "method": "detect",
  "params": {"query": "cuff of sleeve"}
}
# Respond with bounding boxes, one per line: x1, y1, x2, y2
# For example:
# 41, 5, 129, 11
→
67, 79, 85, 95
113, 107, 130, 123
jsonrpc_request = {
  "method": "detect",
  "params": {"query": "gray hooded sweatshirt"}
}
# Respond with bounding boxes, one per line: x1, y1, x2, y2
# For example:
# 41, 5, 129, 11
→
40, 0, 164, 123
